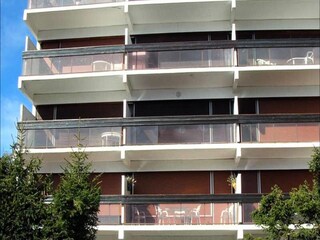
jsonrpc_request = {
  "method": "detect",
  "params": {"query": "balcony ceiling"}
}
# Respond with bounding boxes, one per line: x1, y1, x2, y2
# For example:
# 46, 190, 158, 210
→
127, 69, 234, 90
125, 145, 237, 161
25, 0, 319, 40
241, 143, 317, 160
19, 73, 125, 102
236, 0, 320, 30
236, 0, 319, 21
24, 4, 127, 40
238, 67, 320, 87
129, 1, 231, 24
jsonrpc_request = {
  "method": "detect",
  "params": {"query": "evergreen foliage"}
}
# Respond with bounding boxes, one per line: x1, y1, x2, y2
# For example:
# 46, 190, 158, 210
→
1, 128, 101, 240
45, 137, 101, 240
0, 128, 51, 239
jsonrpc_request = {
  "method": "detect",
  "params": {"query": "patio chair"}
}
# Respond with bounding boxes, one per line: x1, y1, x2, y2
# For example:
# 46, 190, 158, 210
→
190, 205, 201, 224
155, 205, 170, 225
256, 59, 276, 66
101, 131, 121, 146
133, 207, 146, 224
220, 204, 237, 224
92, 60, 112, 71
287, 51, 314, 65
174, 209, 186, 225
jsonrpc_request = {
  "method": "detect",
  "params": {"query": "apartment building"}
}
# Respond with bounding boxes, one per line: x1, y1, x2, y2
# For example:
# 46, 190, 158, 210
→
19, 0, 319, 239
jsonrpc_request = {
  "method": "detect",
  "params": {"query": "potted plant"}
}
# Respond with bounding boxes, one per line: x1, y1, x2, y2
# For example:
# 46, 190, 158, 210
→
126, 175, 136, 194
227, 174, 237, 192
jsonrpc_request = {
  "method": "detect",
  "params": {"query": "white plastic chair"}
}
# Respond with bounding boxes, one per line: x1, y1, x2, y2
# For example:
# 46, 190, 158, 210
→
174, 210, 186, 224
155, 205, 170, 225
92, 60, 112, 71
220, 204, 237, 224
256, 59, 276, 66
287, 51, 314, 65
133, 207, 146, 224
101, 132, 121, 146
190, 205, 201, 224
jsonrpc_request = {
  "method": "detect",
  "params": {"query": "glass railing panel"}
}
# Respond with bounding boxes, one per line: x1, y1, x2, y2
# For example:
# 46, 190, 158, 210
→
241, 122, 320, 143
29, 0, 124, 9
126, 124, 235, 145
125, 202, 246, 225
125, 203, 218, 225
23, 53, 124, 76
238, 47, 319, 66
127, 49, 233, 70
242, 202, 259, 224
24, 127, 122, 148
98, 203, 121, 225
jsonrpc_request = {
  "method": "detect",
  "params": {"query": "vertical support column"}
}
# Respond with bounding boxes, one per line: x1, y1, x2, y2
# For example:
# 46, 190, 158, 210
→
235, 173, 242, 194
124, 28, 129, 71
124, 1, 133, 33
36, 41, 41, 50
231, 23, 236, 41
237, 229, 244, 240
32, 105, 37, 117
122, 100, 127, 146
231, 0, 236, 9
125, 28, 131, 45
234, 96, 240, 143
236, 173, 242, 224
123, 99, 127, 118
120, 175, 126, 234
233, 96, 239, 115
118, 229, 124, 240
121, 175, 126, 196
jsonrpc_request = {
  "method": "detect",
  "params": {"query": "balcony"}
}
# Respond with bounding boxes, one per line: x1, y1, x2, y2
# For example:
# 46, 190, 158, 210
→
23, 118, 237, 163
25, 0, 320, 40
20, 47, 125, 102
237, 46, 320, 88
20, 39, 320, 103
24, 0, 126, 40
98, 195, 259, 226
126, 47, 234, 91
20, 114, 319, 170
95, 194, 262, 239
25, 0, 232, 40
28, 0, 124, 9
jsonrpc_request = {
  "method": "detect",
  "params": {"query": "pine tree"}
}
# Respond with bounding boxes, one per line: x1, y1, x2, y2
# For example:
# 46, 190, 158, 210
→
0, 127, 50, 239
46, 136, 101, 240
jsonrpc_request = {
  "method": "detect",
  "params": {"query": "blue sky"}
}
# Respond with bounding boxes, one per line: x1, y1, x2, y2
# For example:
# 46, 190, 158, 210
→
1, 0, 32, 155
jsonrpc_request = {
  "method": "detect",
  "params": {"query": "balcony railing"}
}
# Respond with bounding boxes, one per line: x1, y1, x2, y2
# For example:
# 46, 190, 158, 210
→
25, 127, 123, 148
238, 47, 320, 67
23, 53, 124, 76
96, 194, 262, 225
126, 124, 235, 145
22, 39, 319, 76
127, 49, 233, 70
24, 123, 235, 149
20, 114, 320, 149
28, 0, 123, 9
241, 122, 320, 143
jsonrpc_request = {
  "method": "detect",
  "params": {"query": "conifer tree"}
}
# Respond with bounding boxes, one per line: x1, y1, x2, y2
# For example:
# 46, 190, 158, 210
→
0, 127, 50, 239
46, 136, 101, 240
